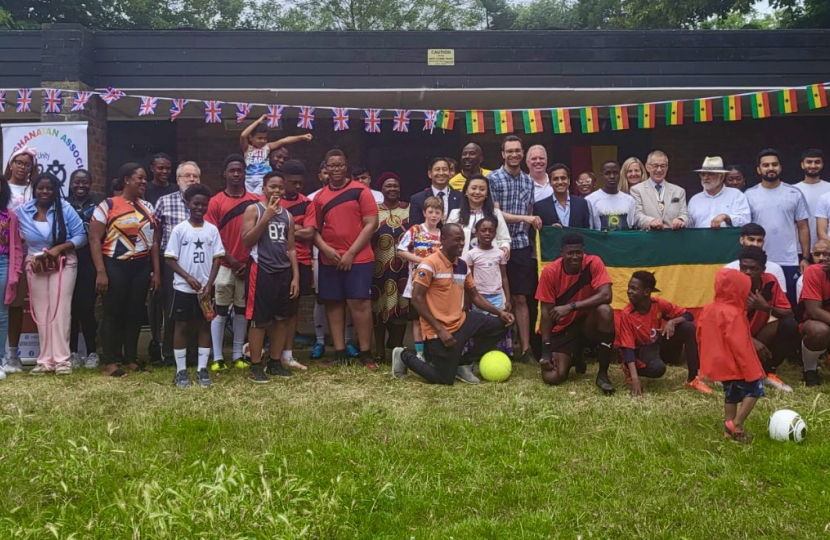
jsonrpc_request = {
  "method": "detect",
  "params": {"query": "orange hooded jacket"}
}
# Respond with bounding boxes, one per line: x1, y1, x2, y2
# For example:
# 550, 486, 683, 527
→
697, 268, 766, 383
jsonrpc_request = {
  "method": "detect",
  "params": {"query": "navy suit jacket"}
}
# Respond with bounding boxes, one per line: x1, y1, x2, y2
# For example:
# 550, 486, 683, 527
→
408, 187, 461, 226
533, 195, 591, 229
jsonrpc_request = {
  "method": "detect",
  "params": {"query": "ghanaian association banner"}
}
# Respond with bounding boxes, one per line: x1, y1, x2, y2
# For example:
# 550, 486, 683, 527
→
537, 228, 741, 310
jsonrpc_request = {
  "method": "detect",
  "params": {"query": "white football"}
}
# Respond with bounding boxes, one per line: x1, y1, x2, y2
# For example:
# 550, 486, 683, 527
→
768, 409, 807, 443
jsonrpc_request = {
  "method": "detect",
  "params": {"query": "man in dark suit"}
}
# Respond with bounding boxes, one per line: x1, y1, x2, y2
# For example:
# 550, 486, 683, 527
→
533, 163, 591, 228
409, 158, 461, 226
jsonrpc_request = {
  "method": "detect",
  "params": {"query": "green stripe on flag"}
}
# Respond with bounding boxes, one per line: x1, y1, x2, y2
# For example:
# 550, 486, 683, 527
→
539, 227, 741, 267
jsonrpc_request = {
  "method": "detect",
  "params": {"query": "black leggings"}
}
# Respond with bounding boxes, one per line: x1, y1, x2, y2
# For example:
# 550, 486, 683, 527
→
102, 257, 151, 364
631, 321, 700, 382
402, 311, 507, 385
70, 249, 98, 354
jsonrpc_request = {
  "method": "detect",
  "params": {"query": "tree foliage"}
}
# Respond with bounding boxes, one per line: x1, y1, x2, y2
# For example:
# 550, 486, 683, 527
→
773, 0, 830, 28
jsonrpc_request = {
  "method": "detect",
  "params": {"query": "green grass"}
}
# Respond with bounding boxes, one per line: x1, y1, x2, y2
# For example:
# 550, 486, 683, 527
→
1, 359, 829, 538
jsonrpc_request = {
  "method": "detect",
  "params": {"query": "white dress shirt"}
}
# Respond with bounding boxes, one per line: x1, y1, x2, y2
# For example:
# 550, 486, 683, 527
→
687, 186, 750, 228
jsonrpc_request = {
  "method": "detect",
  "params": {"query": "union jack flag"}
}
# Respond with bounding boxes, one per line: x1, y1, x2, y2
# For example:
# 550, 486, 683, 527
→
0, 91, 6, 113
101, 87, 124, 104
297, 106, 315, 129
71, 91, 91, 112
170, 99, 188, 121
204, 100, 223, 124
235, 103, 252, 124
16, 89, 32, 113
43, 89, 63, 113
392, 110, 411, 133
138, 97, 158, 116
265, 105, 283, 128
364, 109, 381, 133
423, 110, 438, 131
332, 107, 350, 131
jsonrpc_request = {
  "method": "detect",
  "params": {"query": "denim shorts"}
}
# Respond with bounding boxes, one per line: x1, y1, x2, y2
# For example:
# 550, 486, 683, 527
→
723, 379, 765, 404
473, 292, 504, 314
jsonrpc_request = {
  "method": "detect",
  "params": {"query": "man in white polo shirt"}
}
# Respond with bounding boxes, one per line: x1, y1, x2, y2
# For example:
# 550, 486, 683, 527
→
687, 156, 750, 229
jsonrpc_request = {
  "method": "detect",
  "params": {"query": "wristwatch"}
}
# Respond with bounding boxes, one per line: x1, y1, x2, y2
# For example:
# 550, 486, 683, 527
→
569, 302, 577, 312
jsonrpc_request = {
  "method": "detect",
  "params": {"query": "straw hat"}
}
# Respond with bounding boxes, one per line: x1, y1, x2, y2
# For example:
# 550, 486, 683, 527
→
694, 156, 729, 173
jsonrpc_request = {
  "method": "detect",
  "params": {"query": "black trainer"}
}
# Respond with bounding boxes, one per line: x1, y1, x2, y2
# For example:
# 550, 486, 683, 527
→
595, 373, 615, 395
266, 360, 294, 377
248, 363, 270, 384
804, 369, 821, 387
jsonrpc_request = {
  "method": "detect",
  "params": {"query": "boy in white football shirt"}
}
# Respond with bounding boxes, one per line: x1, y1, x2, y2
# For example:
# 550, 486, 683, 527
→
165, 184, 225, 388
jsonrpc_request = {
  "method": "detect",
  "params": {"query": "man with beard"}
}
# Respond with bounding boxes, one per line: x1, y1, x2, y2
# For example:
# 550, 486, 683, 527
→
800, 150, 830, 245
268, 146, 290, 172
586, 160, 636, 231
449, 143, 491, 192
746, 148, 810, 306
687, 156, 750, 229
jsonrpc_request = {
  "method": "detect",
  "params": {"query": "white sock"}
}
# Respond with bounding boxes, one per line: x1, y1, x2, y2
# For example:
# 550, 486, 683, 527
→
802, 341, 822, 372
197, 347, 211, 371
314, 302, 327, 343
174, 348, 187, 372
282, 349, 293, 361
210, 314, 227, 361
232, 314, 248, 359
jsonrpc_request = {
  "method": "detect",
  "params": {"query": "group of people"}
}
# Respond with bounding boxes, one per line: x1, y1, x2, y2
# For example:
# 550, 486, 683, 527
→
1, 130, 827, 433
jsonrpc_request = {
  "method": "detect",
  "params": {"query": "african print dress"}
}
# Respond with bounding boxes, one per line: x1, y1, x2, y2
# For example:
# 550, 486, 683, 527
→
372, 202, 410, 325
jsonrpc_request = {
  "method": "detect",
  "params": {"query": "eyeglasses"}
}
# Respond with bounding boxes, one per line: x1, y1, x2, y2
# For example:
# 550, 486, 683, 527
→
325, 163, 347, 170
12, 160, 32, 169
647, 164, 668, 170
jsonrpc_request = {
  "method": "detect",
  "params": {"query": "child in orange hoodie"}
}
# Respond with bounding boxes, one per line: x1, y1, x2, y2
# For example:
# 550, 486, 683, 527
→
698, 268, 766, 443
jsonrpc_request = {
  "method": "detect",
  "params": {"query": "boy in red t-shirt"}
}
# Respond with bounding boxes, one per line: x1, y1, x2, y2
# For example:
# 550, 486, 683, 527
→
616, 271, 711, 396
737, 246, 798, 392
797, 240, 830, 386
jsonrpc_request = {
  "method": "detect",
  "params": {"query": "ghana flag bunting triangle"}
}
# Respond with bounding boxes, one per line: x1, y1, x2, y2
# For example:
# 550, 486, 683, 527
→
580, 107, 599, 133
610, 105, 629, 131
494, 110, 514, 134
750, 92, 771, 119
666, 101, 683, 126
551, 108, 571, 134
522, 110, 543, 133
638, 103, 656, 129
777, 89, 798, 114
807, 84, 828, 109
466, 110, 485, 134
537, 227, 740, 314
437, 110, 455, 130
723, 95, 742, 121
693, 98, 713, 122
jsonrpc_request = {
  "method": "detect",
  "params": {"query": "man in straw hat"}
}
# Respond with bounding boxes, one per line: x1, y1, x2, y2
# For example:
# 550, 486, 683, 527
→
687, 156, 751, 229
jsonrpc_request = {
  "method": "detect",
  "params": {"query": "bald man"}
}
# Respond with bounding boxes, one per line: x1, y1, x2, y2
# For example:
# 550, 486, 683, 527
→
449, 143, 492, 191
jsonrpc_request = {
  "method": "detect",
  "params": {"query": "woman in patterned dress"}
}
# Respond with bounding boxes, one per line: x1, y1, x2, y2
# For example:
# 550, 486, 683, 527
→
371, 173, 409, 363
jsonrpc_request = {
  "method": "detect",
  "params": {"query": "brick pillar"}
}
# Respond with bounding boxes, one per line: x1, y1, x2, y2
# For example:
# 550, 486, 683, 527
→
40, 23, 107, 193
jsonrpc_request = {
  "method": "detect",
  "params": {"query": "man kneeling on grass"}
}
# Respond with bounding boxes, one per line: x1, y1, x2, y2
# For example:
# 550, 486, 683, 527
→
617, 271, 712, 396
392, 223, 514, 385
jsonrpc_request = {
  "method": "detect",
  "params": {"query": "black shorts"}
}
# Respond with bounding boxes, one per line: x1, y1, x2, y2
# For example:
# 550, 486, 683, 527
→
723, 379, 765, 404
506, 246, 538, 296
169, 290, 203, 323
298, 263, 313, 296
246, 262, 292, 326
547, 317, 587, 355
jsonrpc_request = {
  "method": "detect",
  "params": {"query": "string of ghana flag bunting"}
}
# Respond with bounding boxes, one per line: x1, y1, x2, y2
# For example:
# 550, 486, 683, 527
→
693, 98, 713, 122
637, 103, 656, 129
610, 105, 629, 131
750, 92, 771, 119
723, 95, 742, 121
808, 83, 828, 109
551, 108, 571, 134
522, 109, 543, 133
466, 110, 485, 134
437, 110, 455, 130
580, 107, 599, 133
777, 89, 798, 114
666, 101, 684, 126
494, 110, 513, 134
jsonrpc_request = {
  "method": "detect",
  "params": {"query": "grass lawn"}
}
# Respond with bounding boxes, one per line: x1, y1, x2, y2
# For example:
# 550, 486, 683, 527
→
0, 357, 828, 538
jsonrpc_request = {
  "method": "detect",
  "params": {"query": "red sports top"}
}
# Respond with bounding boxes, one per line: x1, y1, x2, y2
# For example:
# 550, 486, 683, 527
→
616, 297, 686, 349
748, 272, 791, 335
205, 190, 258, 267
306, 180, 378, 266
535, 254, 611, 334
280, 193, 312, 266
798, 263, 830, 321
698, 269, 765, 382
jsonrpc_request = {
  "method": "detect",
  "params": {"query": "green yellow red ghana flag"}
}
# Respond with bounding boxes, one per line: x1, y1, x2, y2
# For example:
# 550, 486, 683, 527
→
777, 89, 798, 114
807, 84, 828, 109
551, 108, 571, 134
750, 92, 771, 119
580, 107, 599, 133
638, 103, 656, 129
494, 110, 514, 134
437, 110, 455, 130
466, 110, 484, 134
522, 109, 543, 133
693, 98, 713, 122
536, 227, 740, 313
665, 101, 683, 126
610, 105, 629, 131
723, 95, 742, 121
